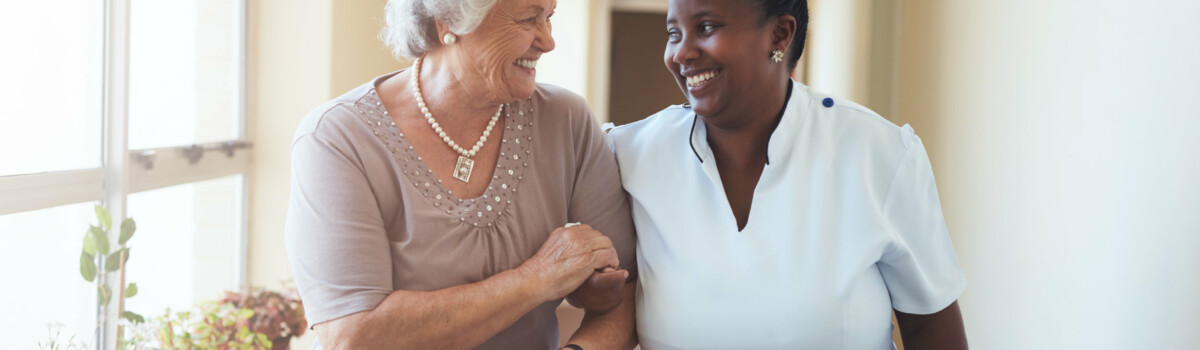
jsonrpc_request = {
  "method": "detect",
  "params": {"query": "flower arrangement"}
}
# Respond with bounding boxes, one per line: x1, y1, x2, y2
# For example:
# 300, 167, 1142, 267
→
38, 322, 87, 350
217, 287, 307, 349
120, 286, 306, 350
55, 204, 308, 349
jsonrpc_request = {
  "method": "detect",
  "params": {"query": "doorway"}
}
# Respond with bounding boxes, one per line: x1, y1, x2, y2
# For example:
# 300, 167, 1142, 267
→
607, 11, 684, 126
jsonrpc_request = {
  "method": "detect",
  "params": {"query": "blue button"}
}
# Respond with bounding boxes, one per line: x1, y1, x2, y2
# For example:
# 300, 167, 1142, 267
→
822, 98, 834, 108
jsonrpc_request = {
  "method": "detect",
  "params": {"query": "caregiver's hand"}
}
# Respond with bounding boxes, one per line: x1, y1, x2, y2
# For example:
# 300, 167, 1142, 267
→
567, 267, 628, 314
519, 224, 620, 302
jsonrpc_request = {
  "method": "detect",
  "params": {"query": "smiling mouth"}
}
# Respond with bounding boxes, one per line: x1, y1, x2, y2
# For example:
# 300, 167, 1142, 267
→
686, 70, 720, 87
515, 58, 538, 70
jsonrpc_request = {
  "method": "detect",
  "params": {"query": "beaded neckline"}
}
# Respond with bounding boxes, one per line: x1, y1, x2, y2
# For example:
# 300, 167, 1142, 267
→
353, 84, 538, 228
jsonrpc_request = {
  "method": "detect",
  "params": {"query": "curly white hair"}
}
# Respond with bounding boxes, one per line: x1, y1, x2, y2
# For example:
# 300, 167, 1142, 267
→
381, 0, 499, 59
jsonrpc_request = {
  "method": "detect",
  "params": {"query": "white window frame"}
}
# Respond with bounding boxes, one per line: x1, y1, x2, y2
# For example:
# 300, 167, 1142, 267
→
0, 1, 249, 349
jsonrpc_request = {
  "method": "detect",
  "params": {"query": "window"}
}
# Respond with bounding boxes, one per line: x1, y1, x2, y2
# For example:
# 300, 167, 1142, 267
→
0, 1, 248, 349
128, 0, 242, 150
0, 1, 104, 177
123, 175, 244, 317
0, 203, 98, 347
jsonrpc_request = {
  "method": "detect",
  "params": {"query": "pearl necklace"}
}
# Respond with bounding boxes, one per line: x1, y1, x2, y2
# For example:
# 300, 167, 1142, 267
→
410, 56, 504, 182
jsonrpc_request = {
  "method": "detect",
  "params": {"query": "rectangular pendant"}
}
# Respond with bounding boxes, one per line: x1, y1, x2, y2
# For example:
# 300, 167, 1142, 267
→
453, 156, 474, 182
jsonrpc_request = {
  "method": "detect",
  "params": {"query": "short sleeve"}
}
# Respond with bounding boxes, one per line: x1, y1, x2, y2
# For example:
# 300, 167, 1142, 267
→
877, 135, 967, 315
285, 121, 393, 328
564, 100, 638, 279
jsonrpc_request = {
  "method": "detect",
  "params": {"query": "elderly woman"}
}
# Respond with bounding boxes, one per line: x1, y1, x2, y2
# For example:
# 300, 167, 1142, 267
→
609, 0, 967, 348
284, 0, 637, 349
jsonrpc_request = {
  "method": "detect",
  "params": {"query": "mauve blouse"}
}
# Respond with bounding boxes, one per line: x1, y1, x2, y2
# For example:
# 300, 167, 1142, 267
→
285, 71, 637, 349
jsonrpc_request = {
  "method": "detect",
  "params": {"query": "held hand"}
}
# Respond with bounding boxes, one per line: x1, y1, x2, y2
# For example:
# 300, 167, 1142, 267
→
519, 224, 620, 301
566, 267, 628, 314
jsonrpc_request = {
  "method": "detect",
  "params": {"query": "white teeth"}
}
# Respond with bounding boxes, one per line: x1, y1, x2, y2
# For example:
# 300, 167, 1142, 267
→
515, 59, 537, 69
686, 71, 719, 87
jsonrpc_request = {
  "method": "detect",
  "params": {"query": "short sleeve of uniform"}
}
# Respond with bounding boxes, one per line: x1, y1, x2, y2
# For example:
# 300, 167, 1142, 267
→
878, 131, 967, 315
285, 107, 393, 327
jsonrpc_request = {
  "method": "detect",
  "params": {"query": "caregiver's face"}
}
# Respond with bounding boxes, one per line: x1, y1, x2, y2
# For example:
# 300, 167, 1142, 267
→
461, 0, 557, 101
664, 0, 774, 119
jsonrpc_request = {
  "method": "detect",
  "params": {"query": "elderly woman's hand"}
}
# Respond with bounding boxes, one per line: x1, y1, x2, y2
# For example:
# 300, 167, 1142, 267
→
566, 267, 628, 314
518, 224, 621, 303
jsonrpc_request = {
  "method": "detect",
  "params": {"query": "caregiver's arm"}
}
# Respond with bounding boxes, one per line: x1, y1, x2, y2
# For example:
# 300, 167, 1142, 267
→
895, 301, 968, 350
564, 281, 639, 350
314, 226, 619, 350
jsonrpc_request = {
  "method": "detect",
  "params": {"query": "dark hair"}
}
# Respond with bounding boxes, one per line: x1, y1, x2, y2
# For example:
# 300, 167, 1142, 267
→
755, 0, 809, 70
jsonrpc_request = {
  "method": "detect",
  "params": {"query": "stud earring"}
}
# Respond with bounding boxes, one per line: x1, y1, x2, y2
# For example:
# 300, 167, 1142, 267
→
771, 50, 784, 63
443, 33, 457, 45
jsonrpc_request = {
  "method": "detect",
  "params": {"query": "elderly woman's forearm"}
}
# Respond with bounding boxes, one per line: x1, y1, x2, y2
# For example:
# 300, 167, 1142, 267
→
318, 268, 550, 349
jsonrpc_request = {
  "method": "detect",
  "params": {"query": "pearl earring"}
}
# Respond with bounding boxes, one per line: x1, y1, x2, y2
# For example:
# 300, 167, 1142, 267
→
771, 50, 784, 63
443, 33, 457, 45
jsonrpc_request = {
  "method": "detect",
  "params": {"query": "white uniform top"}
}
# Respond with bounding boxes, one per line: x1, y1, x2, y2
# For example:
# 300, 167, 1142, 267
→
608, 81, 966, 349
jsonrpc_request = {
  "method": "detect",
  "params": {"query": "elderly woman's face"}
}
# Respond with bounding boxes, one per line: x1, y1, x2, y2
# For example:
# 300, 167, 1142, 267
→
460, 0, 556, 101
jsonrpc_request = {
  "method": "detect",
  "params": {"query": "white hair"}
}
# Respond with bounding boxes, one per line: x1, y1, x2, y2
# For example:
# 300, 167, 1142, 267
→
382, 0, 499, 59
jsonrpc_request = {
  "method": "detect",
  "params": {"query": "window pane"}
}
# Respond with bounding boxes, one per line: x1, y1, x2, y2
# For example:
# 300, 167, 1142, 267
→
0, 2, 104, 177
124, 175, 243, 318
0, 203, 97, 347
128, 0, 241, 150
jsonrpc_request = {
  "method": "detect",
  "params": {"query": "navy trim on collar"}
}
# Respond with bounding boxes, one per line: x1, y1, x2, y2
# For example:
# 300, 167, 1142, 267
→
688, 79, 795, 164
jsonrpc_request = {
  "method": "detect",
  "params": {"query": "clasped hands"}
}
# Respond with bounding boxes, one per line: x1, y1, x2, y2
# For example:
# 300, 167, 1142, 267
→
519, 223, 628, 314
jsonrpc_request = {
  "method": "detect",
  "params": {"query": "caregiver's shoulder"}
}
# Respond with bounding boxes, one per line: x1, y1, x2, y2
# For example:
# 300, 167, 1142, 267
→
607, 103, 694, 148
808, 89, 917, 151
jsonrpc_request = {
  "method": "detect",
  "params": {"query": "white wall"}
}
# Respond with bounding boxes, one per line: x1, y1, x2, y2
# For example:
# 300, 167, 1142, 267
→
536, 0, 589, 97
894, 1, 1200, 348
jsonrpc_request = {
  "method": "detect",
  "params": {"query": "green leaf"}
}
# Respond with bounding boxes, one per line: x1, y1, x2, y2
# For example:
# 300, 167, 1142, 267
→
80, 252, 97, 282
89, 226, 110, 256
105, 250, 123, 272
119, 218, 136, 245
125, 283, 138, 298
98, 285, 111, 305
121, 311, 145, 324
82, 229, 98, 255
105, 248, 130, 272
236, 308, 254, 320
95, 205, 112, 231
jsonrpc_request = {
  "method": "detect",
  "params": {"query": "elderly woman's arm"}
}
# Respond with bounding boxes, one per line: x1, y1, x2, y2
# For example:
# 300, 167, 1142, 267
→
314, 225, 620, 350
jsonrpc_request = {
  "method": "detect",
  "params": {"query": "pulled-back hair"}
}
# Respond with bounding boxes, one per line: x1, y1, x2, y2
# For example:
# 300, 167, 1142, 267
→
755, 0, 809, 70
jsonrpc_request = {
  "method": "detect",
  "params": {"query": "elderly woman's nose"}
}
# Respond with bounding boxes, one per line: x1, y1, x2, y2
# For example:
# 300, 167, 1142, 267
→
536, 22, 556, 53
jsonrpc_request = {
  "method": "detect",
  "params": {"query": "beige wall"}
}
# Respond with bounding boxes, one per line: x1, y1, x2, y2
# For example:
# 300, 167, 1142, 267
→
247, 0, 401, 347
894, 1, 1200, 348
331, 0, 407, 96
805, 0, 897, 118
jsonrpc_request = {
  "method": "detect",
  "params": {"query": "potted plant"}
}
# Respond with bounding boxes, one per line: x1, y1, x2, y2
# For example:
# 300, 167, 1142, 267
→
121, 302, 273, 349
216, 287, 307, 350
